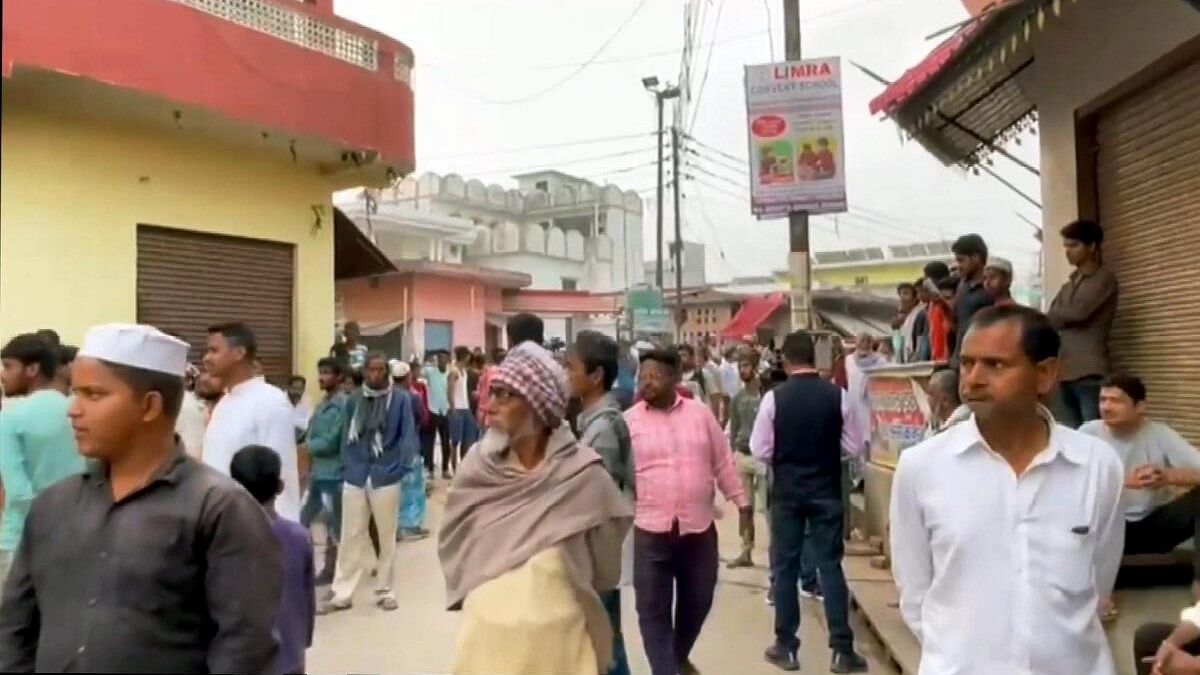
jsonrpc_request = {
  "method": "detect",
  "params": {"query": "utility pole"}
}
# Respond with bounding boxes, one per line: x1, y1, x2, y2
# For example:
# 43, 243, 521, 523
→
783, 0, 812, 330
655, 95, 666, 289
671, 125, 684, 342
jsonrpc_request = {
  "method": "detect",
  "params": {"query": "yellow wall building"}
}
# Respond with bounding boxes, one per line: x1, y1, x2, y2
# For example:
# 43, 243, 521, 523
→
0, 104, 334, 378
1, 0, 415, 385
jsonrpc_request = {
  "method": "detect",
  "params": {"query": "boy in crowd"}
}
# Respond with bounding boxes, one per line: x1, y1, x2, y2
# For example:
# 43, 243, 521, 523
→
566, 330, 634, 675
231, 446, 315, 675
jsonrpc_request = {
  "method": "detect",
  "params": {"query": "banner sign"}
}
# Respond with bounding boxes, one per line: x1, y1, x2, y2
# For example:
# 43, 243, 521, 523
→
865, 368, 933, 468
744, 57, 848, 218
626, 287, 672, 336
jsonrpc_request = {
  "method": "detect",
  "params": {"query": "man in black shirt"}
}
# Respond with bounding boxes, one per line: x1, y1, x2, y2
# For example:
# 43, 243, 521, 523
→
0, 324, 281, 674
950, 234, 995, 363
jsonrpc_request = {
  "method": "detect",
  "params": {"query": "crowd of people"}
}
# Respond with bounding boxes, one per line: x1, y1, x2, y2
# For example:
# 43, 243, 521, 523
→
0, 216, 1197, 675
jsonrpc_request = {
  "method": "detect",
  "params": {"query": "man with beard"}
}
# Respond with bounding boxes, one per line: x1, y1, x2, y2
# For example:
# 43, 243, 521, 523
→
890, 306, 1123, 675
299, 357, 349, 585
319, 353, 418, 614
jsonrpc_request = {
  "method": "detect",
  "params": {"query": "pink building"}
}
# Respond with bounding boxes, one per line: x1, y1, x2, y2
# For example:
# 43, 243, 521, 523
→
337, 260, 529, 358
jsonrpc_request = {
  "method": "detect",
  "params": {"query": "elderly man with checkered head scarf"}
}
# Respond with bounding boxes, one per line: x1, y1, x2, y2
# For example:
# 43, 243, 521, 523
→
439, 343, 632, 675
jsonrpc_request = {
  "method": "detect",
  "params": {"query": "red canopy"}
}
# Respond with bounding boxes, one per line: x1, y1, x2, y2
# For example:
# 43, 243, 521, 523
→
721, 293, 787, 340
868, 20, 981, 116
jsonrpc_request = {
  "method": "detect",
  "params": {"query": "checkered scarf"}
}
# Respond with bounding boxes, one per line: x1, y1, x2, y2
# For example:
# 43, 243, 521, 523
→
491, 343, 567, 429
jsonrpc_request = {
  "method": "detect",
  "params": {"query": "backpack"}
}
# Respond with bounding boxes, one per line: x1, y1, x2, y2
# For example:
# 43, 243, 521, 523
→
591, 407, 635, 496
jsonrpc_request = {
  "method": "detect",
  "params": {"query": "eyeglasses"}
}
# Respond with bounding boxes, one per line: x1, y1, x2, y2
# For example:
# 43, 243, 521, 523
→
488, 386, 520, 402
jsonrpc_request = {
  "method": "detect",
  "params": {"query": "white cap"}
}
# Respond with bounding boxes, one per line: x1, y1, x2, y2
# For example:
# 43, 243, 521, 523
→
389, 359, 410, 378
79, 324, 190, 376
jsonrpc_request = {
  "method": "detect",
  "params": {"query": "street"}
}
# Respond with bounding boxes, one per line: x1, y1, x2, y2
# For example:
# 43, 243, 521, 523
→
308, 483, 898, 675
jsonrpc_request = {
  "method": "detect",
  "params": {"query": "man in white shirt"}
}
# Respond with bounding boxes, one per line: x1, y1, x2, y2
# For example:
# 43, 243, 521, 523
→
1080, 374, 1200, 607
286, 374, 312, 442
890, 305, 1124, 675
202, 322, 301, 521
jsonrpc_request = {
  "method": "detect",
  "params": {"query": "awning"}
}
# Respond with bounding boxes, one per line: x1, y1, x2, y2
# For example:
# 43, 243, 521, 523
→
867, 0, 1061, 167
334, 207, 397, 280
721, 293, 787, 339
360, 318, 406, 337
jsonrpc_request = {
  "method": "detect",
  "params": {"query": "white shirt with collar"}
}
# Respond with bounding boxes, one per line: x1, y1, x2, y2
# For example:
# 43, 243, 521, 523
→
889, 408, 1124, 675
203, 377, 301, 521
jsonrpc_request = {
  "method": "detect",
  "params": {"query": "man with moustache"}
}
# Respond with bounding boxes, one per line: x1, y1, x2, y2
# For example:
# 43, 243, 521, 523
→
0, 324, 280, 673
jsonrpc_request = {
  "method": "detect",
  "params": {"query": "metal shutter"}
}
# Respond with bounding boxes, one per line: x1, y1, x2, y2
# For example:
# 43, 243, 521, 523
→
1096, 57, 1200, 444
137, 225, 295, 385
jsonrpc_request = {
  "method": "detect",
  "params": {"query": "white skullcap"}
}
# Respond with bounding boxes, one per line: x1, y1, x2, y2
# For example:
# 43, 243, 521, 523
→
79, 324, 189, 376
389, 359, 410, 378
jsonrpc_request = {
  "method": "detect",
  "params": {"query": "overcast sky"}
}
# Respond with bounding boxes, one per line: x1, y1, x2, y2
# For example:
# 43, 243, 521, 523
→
335, 0, 1042, 285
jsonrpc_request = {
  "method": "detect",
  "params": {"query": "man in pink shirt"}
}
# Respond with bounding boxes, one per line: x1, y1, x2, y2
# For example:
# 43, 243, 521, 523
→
624, 347, 749, 675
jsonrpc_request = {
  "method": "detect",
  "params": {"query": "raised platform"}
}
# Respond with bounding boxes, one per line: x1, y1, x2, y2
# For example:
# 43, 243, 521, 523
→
847, 555, 1193, 675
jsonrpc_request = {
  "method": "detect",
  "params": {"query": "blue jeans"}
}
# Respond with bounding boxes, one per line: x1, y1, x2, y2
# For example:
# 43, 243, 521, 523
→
1054, 375, 1103, 429
398, 457, 426, 530
300, 478, 342, 543
771, 496, 854, 653
600, 589, 631, 675
449, 409, 478, 449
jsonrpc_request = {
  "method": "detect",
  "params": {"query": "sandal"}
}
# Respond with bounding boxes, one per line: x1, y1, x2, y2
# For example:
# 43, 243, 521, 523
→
377, 596, 399, 611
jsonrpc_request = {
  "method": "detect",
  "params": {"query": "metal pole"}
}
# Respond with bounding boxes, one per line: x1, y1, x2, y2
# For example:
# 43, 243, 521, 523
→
655, 94, 666, 289
783, 0, 811, 330
671, 125, 684, 342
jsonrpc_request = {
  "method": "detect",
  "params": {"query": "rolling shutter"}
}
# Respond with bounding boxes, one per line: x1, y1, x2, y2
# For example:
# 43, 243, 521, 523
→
137, 225, 295, 385
1096, 57, 1200, 444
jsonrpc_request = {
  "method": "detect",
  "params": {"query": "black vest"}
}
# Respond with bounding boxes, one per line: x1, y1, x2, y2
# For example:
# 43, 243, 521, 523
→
771, 373, 844, 501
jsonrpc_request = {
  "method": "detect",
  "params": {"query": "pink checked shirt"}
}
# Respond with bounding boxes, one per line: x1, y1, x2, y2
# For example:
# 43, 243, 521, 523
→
624, 396, 749, 534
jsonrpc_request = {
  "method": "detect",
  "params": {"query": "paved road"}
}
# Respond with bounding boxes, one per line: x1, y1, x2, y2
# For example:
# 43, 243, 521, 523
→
308, 482, 898, 675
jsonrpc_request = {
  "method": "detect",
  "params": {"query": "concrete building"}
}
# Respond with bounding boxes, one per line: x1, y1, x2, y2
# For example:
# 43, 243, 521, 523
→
334, 190, 531, 356
1, 0, 414, 384
811, 241, 954, 297
643, 239, 709, 289
386, 170, 644, 294
871, 0, 1200, 446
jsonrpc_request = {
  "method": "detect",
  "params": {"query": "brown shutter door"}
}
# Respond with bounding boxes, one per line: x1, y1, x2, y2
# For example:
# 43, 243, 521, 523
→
137, 225, 295, 385
1097, 57, 1200, 444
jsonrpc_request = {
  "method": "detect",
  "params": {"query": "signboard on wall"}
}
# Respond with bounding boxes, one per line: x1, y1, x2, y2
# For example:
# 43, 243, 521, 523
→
744, 57, 848, 218
626, 287, 672, 336
865, 367, 933, 467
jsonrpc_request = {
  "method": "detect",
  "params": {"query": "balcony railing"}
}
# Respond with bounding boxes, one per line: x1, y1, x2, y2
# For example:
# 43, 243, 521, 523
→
171, 0, 379, 70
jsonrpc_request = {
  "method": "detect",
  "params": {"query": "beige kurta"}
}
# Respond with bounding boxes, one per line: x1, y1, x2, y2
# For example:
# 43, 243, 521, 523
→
453, 547, 600, 675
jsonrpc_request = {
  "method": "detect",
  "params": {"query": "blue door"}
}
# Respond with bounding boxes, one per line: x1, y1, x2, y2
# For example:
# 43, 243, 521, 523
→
424, 320, 453, 356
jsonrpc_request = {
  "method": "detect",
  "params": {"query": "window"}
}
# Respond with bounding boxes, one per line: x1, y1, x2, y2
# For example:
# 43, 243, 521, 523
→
535, 180, 549, 192
561, 278, 578, 291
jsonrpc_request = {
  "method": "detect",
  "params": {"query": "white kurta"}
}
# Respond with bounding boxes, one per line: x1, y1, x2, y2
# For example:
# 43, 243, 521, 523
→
203, 377, 301, 521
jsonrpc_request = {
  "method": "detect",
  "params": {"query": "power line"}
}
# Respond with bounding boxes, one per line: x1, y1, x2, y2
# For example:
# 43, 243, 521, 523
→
687, 0, 727, 133
685, 147, 750, 177
421, 132, 653, 161
681, 132, 747, 167
442, 145, 659, 178
688, 175, 749, 204
762, 0, 776, 60
685, 163, 747, 192
429, 0, 651, 105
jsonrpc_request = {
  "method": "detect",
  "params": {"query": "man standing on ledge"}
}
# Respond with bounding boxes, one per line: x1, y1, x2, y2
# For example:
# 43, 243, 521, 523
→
202, 322, 301, 520
0, 324, 281, 673
751, 331, 868, 673
890, 306, 1124, 675
624, 347, 748, 675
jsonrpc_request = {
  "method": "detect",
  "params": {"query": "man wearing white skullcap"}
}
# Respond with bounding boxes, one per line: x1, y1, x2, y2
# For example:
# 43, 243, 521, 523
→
0, 324, 282, 674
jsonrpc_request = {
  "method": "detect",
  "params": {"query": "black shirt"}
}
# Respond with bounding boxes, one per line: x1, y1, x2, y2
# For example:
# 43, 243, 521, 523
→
952, 275, 994, 362
0, 446, 282, 674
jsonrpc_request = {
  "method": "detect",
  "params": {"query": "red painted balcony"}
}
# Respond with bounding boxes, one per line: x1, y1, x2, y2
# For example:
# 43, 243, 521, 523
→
2, 0, 415, 185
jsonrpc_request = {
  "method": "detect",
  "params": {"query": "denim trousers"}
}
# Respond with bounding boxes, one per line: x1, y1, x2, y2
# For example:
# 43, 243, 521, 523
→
300, 478, 343, 543
770, 495, 854, 653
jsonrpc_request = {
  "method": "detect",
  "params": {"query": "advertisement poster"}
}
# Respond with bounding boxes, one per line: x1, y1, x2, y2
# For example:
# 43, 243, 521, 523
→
744, 57, 848, 218
866, 375, 929, 468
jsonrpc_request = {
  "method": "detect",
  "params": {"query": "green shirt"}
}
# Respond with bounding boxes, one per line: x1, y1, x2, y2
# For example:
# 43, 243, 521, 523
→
728, 387, 763, 454
305, 393, 348, 481
0, 389, 86, 550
